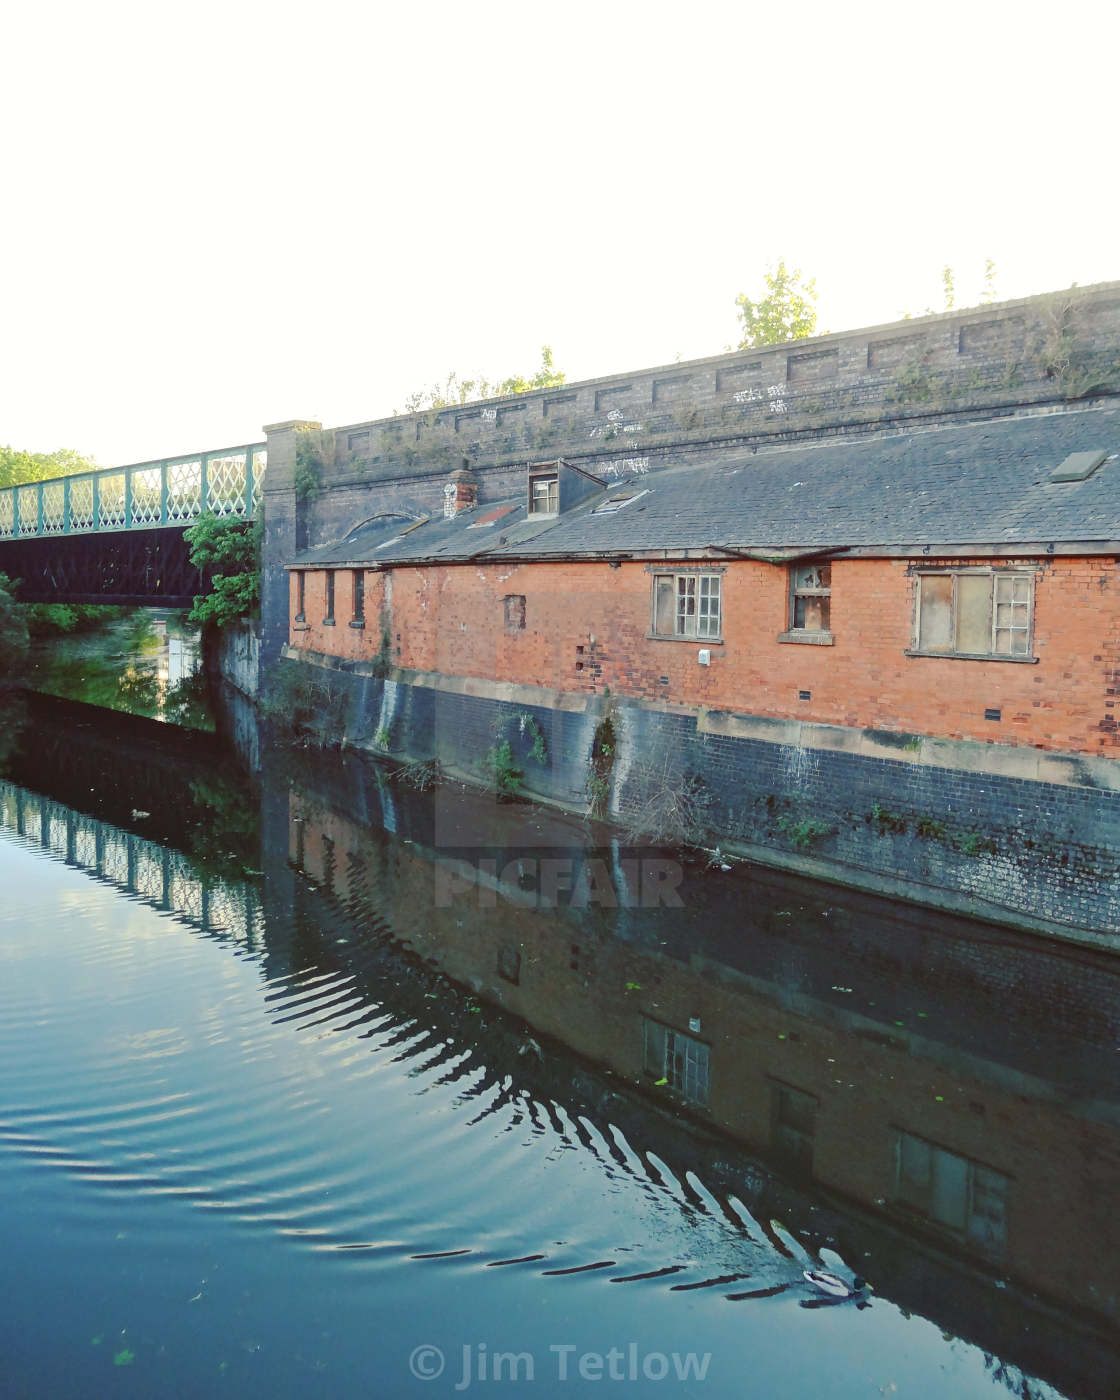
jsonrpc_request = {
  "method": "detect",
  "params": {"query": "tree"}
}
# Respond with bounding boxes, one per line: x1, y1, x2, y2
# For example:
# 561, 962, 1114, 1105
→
0, 572, 29, 678
735, 261, 819, 348
400, 345, 566, 414
0, 445, 99, 489
184, 513, 261, 628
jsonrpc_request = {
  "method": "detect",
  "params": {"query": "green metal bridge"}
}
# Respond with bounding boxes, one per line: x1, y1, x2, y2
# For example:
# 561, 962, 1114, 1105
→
0, 443, 266, 605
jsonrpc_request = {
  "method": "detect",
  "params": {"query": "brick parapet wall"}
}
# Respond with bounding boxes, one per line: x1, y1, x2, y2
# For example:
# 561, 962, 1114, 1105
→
310, 282, 1120, 511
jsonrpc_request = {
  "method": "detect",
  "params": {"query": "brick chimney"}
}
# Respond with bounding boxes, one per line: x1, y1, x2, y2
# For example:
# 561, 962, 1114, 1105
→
444, 465, 478, 517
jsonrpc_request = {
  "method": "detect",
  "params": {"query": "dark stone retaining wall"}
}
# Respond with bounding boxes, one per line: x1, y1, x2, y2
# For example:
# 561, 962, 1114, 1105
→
270, 652, 1120, 947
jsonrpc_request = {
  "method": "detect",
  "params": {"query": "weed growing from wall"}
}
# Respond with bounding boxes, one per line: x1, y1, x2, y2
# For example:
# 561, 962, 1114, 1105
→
586, 713, 617, 818
775, 815, 833, 850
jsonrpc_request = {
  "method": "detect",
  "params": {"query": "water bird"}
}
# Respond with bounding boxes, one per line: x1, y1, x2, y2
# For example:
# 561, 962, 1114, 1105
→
802, 1269, 865, 1297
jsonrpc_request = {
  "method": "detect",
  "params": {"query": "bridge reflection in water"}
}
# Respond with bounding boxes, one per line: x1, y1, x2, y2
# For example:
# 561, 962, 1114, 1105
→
0, 779, 261, 944
2, 701, 1118, 1400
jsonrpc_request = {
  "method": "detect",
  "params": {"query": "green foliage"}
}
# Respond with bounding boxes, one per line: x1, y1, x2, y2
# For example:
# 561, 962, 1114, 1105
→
0, 444, 99, 489
941, 265, 955, 311
400, 345, 566, 414
293, 426, 327, 502
0, 573, 29, 678
735, 260, 819, 348
870, 801, 908, 834
375, 726, 391, 748
916, 816, 948, 840
185, 773, 261, 881
184, 514, 260, 628
260, 659, 351, 746
587, 714, 617, 817
487, 737, 523, 795
957, 830, 997, 857
776, 815, 832, 850
519, 712, 548, 764
369, 622, 393, 678
162, 671, 213, 730
23, 603, 128, 637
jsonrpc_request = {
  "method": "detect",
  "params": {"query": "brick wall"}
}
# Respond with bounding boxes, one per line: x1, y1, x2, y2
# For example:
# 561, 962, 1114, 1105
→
290, 553, 1120, 758
261, 283, 1120, 667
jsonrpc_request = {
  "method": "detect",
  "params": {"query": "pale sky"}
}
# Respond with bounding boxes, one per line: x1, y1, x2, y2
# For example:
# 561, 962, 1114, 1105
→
2, 0, 1118, 467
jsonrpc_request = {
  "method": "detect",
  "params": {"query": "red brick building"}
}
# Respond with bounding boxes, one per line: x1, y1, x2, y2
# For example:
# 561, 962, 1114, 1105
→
279, 391, 1120, 942
288, 413, 1120, 760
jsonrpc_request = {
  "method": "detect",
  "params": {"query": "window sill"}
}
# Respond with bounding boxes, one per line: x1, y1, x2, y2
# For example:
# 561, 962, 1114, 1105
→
323, 618, 336, 627
778, 630, 834, 646
292, 623, 310, 632
349, 620, 365, 629
294, 613, 306, 623
645, 633, 724, 645
905, 649, 1037, 664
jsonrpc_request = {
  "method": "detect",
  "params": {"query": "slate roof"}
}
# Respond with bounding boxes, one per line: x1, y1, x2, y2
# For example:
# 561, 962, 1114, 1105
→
291, 405, 1120, 568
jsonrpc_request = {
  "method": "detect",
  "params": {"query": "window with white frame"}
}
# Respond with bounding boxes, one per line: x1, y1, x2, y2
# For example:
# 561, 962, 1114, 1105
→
894, 1130, 1009, 1256
643, 1017, 710, 1106
651, 571, 722, 640
529, 473, 558, 515
913, 569, 1034, 658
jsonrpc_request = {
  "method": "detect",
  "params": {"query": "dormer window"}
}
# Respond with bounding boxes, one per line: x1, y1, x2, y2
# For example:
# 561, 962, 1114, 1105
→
529, 473, 558, 516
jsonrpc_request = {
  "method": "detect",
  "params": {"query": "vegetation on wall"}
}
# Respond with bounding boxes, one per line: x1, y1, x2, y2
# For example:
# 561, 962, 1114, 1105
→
259, 659, 352, 746
400, 345, 566, 415
293, 426, 332, 502
587, 713, 617, 818
184, 513, 261, 628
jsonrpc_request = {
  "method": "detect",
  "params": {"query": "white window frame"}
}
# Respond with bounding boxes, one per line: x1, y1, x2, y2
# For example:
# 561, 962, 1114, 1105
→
529, 473, 559, 516
643, 1017, 710, 1107
911, 568, 1036, 660
650, 570, 723, 641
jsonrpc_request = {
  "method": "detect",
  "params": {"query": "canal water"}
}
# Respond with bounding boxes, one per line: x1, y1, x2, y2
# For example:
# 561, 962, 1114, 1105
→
0, 673, 1118, 1398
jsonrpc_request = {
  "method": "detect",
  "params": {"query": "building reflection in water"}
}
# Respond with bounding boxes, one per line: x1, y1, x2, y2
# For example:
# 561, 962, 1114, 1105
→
278, 752, 1120, 1362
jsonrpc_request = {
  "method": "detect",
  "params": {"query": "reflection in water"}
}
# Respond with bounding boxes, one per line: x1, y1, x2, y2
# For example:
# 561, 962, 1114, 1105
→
277, 750, 1120, 1394
0, 700, 1116, 1400
26, 608, 213, 728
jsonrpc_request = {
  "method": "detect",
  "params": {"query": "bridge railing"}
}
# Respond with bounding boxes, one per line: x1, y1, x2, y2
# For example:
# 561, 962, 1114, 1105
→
0, 779, 263, 944
0, 443, 267, 540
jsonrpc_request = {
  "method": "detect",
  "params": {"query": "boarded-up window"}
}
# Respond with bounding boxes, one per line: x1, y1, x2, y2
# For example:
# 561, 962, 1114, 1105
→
916, 571, 1033, 658
895, 1130, 1008, 1257
504, 594, 526, 631
771, 1082, 817, 1170
653, 575, 676, 634
918, 574, 953, 651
